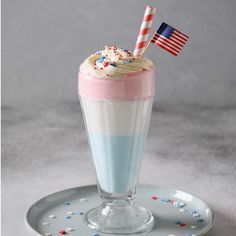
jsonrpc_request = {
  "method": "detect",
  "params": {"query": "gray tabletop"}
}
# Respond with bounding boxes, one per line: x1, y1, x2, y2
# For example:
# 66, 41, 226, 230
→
2, 102, 236, 236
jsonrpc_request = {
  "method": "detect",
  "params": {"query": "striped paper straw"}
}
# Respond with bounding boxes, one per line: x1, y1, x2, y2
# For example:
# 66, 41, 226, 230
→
133, 5, 156, 57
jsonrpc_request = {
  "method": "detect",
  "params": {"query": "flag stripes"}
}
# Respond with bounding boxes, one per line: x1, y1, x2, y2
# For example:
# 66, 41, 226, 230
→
151, 22, 189, 56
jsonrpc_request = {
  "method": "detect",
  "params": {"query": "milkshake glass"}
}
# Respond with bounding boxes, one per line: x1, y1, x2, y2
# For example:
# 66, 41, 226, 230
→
78, 47, 155, 234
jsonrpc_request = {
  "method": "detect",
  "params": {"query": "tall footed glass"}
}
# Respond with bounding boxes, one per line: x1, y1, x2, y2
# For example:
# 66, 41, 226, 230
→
78, 64, 155, 234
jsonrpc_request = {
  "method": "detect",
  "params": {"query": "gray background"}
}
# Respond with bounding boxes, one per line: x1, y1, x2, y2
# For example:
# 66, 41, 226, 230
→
2, 0, 236, 235
2, 0, 236, 107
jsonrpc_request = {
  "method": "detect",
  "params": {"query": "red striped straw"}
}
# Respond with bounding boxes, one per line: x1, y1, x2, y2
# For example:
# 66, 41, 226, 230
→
133, 5, 156, 57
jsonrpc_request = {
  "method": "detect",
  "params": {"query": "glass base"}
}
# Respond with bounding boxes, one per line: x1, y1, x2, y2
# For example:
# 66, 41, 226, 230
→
83, 200, 154, 234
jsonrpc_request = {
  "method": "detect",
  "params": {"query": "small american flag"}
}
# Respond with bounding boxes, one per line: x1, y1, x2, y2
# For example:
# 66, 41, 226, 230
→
151, 22, 189, 56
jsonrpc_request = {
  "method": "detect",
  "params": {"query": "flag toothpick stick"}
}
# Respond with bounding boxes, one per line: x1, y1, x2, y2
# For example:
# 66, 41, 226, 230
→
140, 37, 152, 56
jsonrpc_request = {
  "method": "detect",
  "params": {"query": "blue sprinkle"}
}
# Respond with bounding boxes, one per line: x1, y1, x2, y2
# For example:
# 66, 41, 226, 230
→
93, 234, 99, 236
97, 56, 106, 63
162, 198, 170, 203
64, 201, 71, 205
65, 215, 71, 219
175, 220, 181, 224
197, 219, 204, 223
186, 234, 194, 236
76, 211, 84, 215
110, 63, 117, 67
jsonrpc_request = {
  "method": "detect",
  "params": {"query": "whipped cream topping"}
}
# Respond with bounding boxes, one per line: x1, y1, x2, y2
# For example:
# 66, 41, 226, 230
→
82, 46, 153, 78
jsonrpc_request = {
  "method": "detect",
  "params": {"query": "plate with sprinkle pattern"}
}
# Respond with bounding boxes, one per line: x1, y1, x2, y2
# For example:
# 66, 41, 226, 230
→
25, 184, 214, 236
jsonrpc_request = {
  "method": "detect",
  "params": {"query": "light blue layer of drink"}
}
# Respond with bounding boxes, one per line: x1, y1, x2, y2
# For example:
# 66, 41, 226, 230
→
88, 132, 147, 193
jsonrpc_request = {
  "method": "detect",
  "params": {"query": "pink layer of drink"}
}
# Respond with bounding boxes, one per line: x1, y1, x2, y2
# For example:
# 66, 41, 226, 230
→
78, 63, 155, 100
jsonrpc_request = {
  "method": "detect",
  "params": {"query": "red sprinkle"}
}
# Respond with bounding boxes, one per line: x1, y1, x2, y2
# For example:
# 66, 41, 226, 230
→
59, 230, 66, 234
103, 61, 109, 67
151, 196, 158, 200
180, 223, 187, 227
